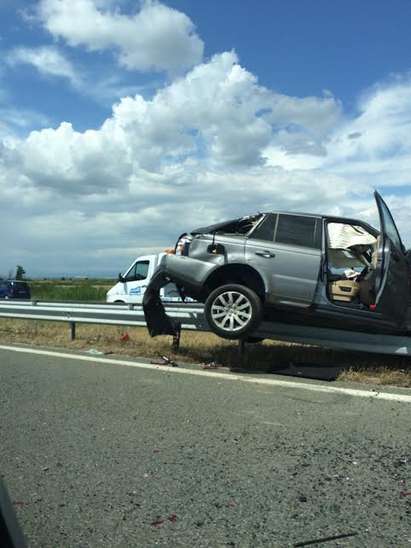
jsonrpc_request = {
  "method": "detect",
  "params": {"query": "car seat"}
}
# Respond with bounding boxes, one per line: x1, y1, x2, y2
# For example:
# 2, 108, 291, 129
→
329, 279, 360, 302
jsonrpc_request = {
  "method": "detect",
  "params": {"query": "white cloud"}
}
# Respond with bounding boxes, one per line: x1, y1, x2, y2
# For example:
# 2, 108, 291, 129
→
0, 106, 50, 136
7, 45, 81, 86
3, 52, 341, 189
2, 52, 411, 275
323, 78, 411, 186
264, 76, 411, 196
5, 42, 161, 107
37, 0, 204, 74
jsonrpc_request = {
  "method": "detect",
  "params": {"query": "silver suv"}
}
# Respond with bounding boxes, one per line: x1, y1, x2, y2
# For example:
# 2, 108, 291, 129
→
144, 191, 410, 340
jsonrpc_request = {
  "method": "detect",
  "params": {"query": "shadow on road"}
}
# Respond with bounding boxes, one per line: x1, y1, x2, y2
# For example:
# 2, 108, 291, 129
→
214, 339, 411, 384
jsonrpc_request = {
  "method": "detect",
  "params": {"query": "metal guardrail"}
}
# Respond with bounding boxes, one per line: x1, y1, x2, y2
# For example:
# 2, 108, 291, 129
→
0, 300, 207, 338
1, 299, 411, 356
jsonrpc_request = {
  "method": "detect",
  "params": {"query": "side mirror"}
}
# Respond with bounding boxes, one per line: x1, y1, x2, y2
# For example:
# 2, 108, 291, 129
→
118, 272, 125, 282
207, 243, 225, 255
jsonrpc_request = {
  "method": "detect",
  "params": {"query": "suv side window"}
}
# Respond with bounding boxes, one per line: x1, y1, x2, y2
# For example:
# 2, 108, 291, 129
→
275, 215, 320, 248
249, 214, 277, 242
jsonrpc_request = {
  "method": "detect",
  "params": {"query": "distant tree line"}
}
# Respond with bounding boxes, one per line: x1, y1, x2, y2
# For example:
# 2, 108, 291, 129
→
0, 265, 27, 280
15, 265, 26, 280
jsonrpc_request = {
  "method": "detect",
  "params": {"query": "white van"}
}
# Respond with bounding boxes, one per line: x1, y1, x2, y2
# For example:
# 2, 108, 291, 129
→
106, 253, 181, 304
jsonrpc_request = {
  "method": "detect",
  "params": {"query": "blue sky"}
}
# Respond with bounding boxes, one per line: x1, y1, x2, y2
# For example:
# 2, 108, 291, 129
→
3, 1, 411, 128
171, 1, 411, 103
1, 0, 411, 276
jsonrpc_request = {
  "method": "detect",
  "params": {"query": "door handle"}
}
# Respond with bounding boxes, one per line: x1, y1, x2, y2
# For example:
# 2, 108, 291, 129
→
255, 251, 276, 258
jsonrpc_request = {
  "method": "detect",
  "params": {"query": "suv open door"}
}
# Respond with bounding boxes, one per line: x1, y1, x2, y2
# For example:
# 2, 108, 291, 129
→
373, 191, 409, 325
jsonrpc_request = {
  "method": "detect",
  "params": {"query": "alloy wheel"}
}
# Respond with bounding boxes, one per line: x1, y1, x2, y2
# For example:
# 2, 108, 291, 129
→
210, 290, 253, 332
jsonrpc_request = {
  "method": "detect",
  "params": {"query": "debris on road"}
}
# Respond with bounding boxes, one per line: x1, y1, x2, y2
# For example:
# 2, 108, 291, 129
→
293, 531, 358, 547
150, 517, 164, 528
86, 348, 105, 355
150, 355, 179, 367
150, 513, 177, 527
167, 513, 177, 523
12, 501, 27, 508
200, 360, 221, 369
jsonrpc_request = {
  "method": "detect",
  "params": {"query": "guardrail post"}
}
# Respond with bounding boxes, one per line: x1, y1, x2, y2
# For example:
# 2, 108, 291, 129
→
70, 322, 76, 341
237, 338, 248, 369
172, 328, 181, 353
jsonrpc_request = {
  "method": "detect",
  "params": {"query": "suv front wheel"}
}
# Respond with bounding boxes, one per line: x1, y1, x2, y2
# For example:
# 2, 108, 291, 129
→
204, 284, 263, 340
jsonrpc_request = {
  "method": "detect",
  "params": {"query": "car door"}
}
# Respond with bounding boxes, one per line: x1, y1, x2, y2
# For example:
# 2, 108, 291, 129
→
123, 257, 153, 303
245, 213, 323, 307
373, 191, 409, 324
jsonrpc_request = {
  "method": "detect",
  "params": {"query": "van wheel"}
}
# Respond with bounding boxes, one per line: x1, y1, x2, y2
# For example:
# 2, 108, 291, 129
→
204, 284, 263, 340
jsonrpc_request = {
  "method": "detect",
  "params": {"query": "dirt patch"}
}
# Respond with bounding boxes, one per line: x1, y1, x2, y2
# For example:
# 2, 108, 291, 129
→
0, 319, 410, 387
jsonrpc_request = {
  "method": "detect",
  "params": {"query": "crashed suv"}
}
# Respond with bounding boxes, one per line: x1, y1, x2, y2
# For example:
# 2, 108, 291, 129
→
143, 191, 410, 340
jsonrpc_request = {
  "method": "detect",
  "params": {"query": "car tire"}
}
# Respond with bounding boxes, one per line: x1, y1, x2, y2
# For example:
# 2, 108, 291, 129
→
204, 284, 263, 340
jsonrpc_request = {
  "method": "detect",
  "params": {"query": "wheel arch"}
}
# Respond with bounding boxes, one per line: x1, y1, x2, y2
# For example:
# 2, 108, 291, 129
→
202, 264, 266, 301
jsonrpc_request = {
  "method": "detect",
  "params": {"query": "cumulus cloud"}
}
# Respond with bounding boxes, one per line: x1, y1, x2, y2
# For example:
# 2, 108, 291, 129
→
263, 75, 411, 201
3, 52, 342, 189
323, 78, 411, 186
7, 45, 81, 86
37, 0, 204, 73
1, 52, 411, 275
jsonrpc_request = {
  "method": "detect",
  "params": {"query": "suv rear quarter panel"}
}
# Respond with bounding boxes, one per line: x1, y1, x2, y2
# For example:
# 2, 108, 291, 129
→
163, 254, 218, 289
189, 234, 246, 264
163, 234, 249, 297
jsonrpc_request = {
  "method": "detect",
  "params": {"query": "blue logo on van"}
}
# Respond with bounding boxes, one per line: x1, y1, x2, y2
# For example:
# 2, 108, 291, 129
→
129, 287, 142, 295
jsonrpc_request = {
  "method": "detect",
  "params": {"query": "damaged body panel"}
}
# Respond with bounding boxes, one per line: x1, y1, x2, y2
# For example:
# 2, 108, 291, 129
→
160, 254, 220, 297
143, 194, 410, 340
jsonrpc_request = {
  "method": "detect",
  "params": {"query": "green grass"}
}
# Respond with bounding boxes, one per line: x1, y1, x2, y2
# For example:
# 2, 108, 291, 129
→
28, 280, 114, 302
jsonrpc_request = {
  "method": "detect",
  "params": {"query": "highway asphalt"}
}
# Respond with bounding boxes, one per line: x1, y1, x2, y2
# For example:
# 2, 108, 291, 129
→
0, 346, 410, 547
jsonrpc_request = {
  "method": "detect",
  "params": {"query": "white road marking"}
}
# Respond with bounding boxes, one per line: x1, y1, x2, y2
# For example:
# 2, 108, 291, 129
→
0, 344, 410, 403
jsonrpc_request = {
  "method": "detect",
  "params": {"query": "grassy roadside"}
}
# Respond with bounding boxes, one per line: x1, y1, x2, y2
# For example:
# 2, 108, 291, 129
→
0, 319, 410, 387
28, 279, 113, 301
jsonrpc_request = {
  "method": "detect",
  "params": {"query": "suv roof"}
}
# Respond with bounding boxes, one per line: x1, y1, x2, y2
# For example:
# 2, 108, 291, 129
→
192, 211, 379, 237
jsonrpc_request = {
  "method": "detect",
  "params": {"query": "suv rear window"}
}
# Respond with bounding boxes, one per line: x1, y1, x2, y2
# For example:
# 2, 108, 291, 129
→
275, 215, 320, 249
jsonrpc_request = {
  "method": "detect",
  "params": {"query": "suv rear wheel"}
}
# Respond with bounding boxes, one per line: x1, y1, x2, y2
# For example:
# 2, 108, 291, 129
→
204, 284, 263, 340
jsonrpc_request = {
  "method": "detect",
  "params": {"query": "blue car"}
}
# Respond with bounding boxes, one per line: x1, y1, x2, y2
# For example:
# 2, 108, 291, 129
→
0, 280, 31, 300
